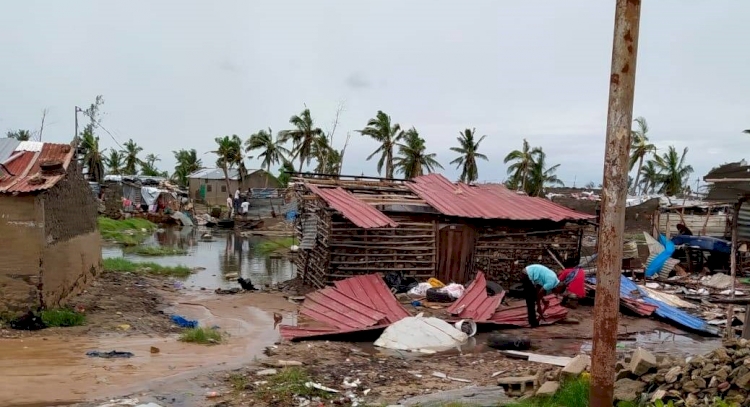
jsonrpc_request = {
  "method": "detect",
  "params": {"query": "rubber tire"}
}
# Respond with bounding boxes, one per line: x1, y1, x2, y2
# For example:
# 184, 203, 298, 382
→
426, 287, 455, 303
485, 281, 504, 296
486, 333, 531, 351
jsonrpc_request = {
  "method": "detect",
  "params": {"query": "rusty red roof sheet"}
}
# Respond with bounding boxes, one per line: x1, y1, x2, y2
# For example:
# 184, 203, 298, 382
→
408, 173, 594, 222
445, 272, 503, 321
334, 274, 410, 324
307, 184, 399, 229
279, 274, 409, 341
0, 142, 75, 193
486, 296, 568, 327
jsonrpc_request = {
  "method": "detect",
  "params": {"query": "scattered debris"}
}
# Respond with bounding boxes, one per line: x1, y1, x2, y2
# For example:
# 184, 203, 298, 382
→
536, 380, 560, 397
170, 315, 198, 328
561, 354, 591, 379
255, 368, 278, 376
399, 386, 511, 406
374, 314, 468, 352
149, 346, 160, 354
86, 350, 135, 359
262, 360, 304, 368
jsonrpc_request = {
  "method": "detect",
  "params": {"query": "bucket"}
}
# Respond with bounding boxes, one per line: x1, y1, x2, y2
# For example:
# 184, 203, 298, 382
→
453, 319, 477, 337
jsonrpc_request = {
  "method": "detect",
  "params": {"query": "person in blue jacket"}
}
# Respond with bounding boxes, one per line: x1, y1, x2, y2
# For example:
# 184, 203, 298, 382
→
521, 264, 562, 327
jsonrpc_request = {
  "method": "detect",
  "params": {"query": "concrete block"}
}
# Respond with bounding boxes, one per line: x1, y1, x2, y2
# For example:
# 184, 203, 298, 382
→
561, 354, 591, 379
628, 348, 657, 376
536, 381, 559, 397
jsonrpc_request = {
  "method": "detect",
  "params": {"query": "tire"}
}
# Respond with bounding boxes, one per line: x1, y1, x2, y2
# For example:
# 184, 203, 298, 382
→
426, 287, 455, 303
485, 281, 504, 297
486, 334, 531, 351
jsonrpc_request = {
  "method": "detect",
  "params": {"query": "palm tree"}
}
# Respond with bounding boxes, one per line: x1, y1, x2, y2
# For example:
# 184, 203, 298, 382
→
504, 139, 537, 192
638, 160, 659, 194
229, 134, 248, 186
279, 109, 323, 173
358, 111, 403, 178
172, 149, 202, 188
450, 128, 488, 183
653, 146, 694, 196
526, 149, 564, 196
246, 128, 290, 186
104, 150, 124, 175
212, 135, 243, 195
140, 154, 162, 176
122, 139, 143, 175
79, 128, 105, 183
6, 129, 32, 141
394, 128, 443, 178
629, 117, 657, 195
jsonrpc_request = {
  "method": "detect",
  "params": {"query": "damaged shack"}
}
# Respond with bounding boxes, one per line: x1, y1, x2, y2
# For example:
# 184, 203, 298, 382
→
0, 140, 101, 314
293, 173, 593, 289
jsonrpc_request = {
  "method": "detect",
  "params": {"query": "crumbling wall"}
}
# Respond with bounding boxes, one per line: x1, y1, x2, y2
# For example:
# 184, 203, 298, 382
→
0, 195, 44, 315
40, 163, 101, 308
473, 222, 583, 289
102, 181, 123, 218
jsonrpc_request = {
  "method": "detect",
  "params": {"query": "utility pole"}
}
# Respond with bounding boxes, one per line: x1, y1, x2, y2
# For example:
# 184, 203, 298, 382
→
590, 0, 642, 406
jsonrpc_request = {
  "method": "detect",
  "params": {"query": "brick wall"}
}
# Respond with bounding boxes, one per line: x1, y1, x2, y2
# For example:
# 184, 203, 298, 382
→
42, 163, 98, 243
0, 195, 43, 315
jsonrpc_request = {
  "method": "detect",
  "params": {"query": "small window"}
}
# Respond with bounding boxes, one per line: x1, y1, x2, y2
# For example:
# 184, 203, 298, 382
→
207, 184, 212, 192
220, 185, 227, 193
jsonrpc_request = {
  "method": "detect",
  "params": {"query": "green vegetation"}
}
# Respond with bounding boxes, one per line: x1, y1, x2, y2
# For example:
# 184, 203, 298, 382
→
40, 309, 86, 327
124, 245, 187, 256
255, 237, 296, 254
103, 257, 192, 277
506, 378, 589, 407
98, 216, 157, 246
257, 367, 333, 405
179, 327, 222, 344
228, 372, 250, 393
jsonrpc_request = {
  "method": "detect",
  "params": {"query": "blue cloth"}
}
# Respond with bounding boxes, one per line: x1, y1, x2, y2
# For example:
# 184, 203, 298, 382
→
524, 264, 559, 292
171, 315, 198, 328
645, 234, 675, 277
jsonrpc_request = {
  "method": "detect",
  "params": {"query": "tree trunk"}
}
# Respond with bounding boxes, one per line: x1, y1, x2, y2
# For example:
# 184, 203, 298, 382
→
386, 147, 393, 178
264, 164, 269, 188
521, 164, 528, 193
298, 155, 304, 174
633, 156, 643, 195
222, 164, 231, 200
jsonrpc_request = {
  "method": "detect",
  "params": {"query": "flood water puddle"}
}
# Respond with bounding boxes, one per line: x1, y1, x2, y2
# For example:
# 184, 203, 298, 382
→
102, 227, 297, 290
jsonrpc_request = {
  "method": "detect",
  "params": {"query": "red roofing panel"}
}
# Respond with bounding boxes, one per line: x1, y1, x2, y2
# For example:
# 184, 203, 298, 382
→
307, 184, 398, 229
445, 272, 503, 321
0, 143, 75, 193
408, 173, 594, 222
334, 274, 410, 324
485, 296, 568, 327
300, 287, 388, 330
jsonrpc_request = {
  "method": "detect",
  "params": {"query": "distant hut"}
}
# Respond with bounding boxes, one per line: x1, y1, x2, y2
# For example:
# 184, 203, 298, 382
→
293, 173, 593, 289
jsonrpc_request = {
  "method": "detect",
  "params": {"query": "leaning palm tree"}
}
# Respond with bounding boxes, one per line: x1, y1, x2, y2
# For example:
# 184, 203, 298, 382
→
212, 135, 242, 195
394, 128, 443, 178
80, 128, 105, 183
504, 139, 537, 193
122, 139, 143, 175
104, 150, 124, 175
653, 146, 694, 196
279, 109, 323, 173
246, 128, 290, 186
358, 111, 403, 178
450, 128, 488, 183
140, 154, 162, 176
526, 149, 564, 197
629, 117, 657, 195
638, 160, 659, 194
172, 149, 202, 188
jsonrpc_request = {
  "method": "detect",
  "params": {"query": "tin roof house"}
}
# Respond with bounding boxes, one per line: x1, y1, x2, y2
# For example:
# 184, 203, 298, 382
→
0, 139, 101, 315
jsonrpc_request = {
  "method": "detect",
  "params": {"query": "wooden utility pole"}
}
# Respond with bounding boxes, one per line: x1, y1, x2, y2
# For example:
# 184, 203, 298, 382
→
590, 0, 642, 405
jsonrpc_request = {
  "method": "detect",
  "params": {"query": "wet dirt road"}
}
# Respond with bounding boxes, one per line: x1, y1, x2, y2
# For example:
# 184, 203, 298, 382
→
0, 291, 296, 407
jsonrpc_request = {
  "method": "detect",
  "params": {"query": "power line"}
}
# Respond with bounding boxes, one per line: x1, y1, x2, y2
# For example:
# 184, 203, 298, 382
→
79, 109, 124, 150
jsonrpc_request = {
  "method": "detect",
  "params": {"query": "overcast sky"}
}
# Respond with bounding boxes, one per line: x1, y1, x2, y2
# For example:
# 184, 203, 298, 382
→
1, 1, 748, 189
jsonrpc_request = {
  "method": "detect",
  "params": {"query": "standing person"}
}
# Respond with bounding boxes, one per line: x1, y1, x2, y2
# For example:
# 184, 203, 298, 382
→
226, 194, 233, 217
520, 264, 560, 327
233, 189, 241, 215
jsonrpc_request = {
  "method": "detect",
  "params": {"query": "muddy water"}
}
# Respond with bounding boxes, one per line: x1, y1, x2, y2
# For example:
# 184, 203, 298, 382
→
102, 227, 296, 290
1, 228, 298, 407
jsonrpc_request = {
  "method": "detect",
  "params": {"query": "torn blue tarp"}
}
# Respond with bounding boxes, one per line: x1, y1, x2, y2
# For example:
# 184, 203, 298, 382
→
671, 235, 731, 254
586, 275, 720, 336
645, 234, 675, 278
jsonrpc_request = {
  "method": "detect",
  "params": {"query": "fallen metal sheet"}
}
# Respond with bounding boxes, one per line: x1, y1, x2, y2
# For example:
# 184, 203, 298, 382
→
501, 350, 573, 367
334, 274, 410, 324
301, 287, 388, 330
587, 279, 658, 317
640, 286, 698, 310
445, 272, 503, 321
279, 324, 388, 341
483, 296, 568, 327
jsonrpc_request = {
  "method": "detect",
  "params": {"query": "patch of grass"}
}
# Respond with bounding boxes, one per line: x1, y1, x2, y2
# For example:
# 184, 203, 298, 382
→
124, 246, 188, 256
40, 309, 86, 327
103, 257, 192, 277
98, 216, 157, 246
255, 237, 296, 254
257, 367, 333, 405
228, 372, 250, 393
506, 378, 589, 407
179, 327, 222, 344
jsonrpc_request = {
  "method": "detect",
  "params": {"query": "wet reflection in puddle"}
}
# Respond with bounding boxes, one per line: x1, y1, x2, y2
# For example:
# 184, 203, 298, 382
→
102, 227, 296, 290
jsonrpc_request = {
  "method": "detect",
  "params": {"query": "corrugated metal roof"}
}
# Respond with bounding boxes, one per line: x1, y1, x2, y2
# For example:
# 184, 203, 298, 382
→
16, 141, 44, 152
0, 142, 75, 193
334, 274, 410, 324
188, 168, 261, 180
279, 274, 409, 340
0, 138, 20, 163
445, 272, 503, 321
408, 173, 594, 222
485, 296, 568, 327
308, 184, 399, 229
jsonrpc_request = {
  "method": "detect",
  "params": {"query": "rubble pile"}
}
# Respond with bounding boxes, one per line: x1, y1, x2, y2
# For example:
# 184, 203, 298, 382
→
616, 340, 750, 406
